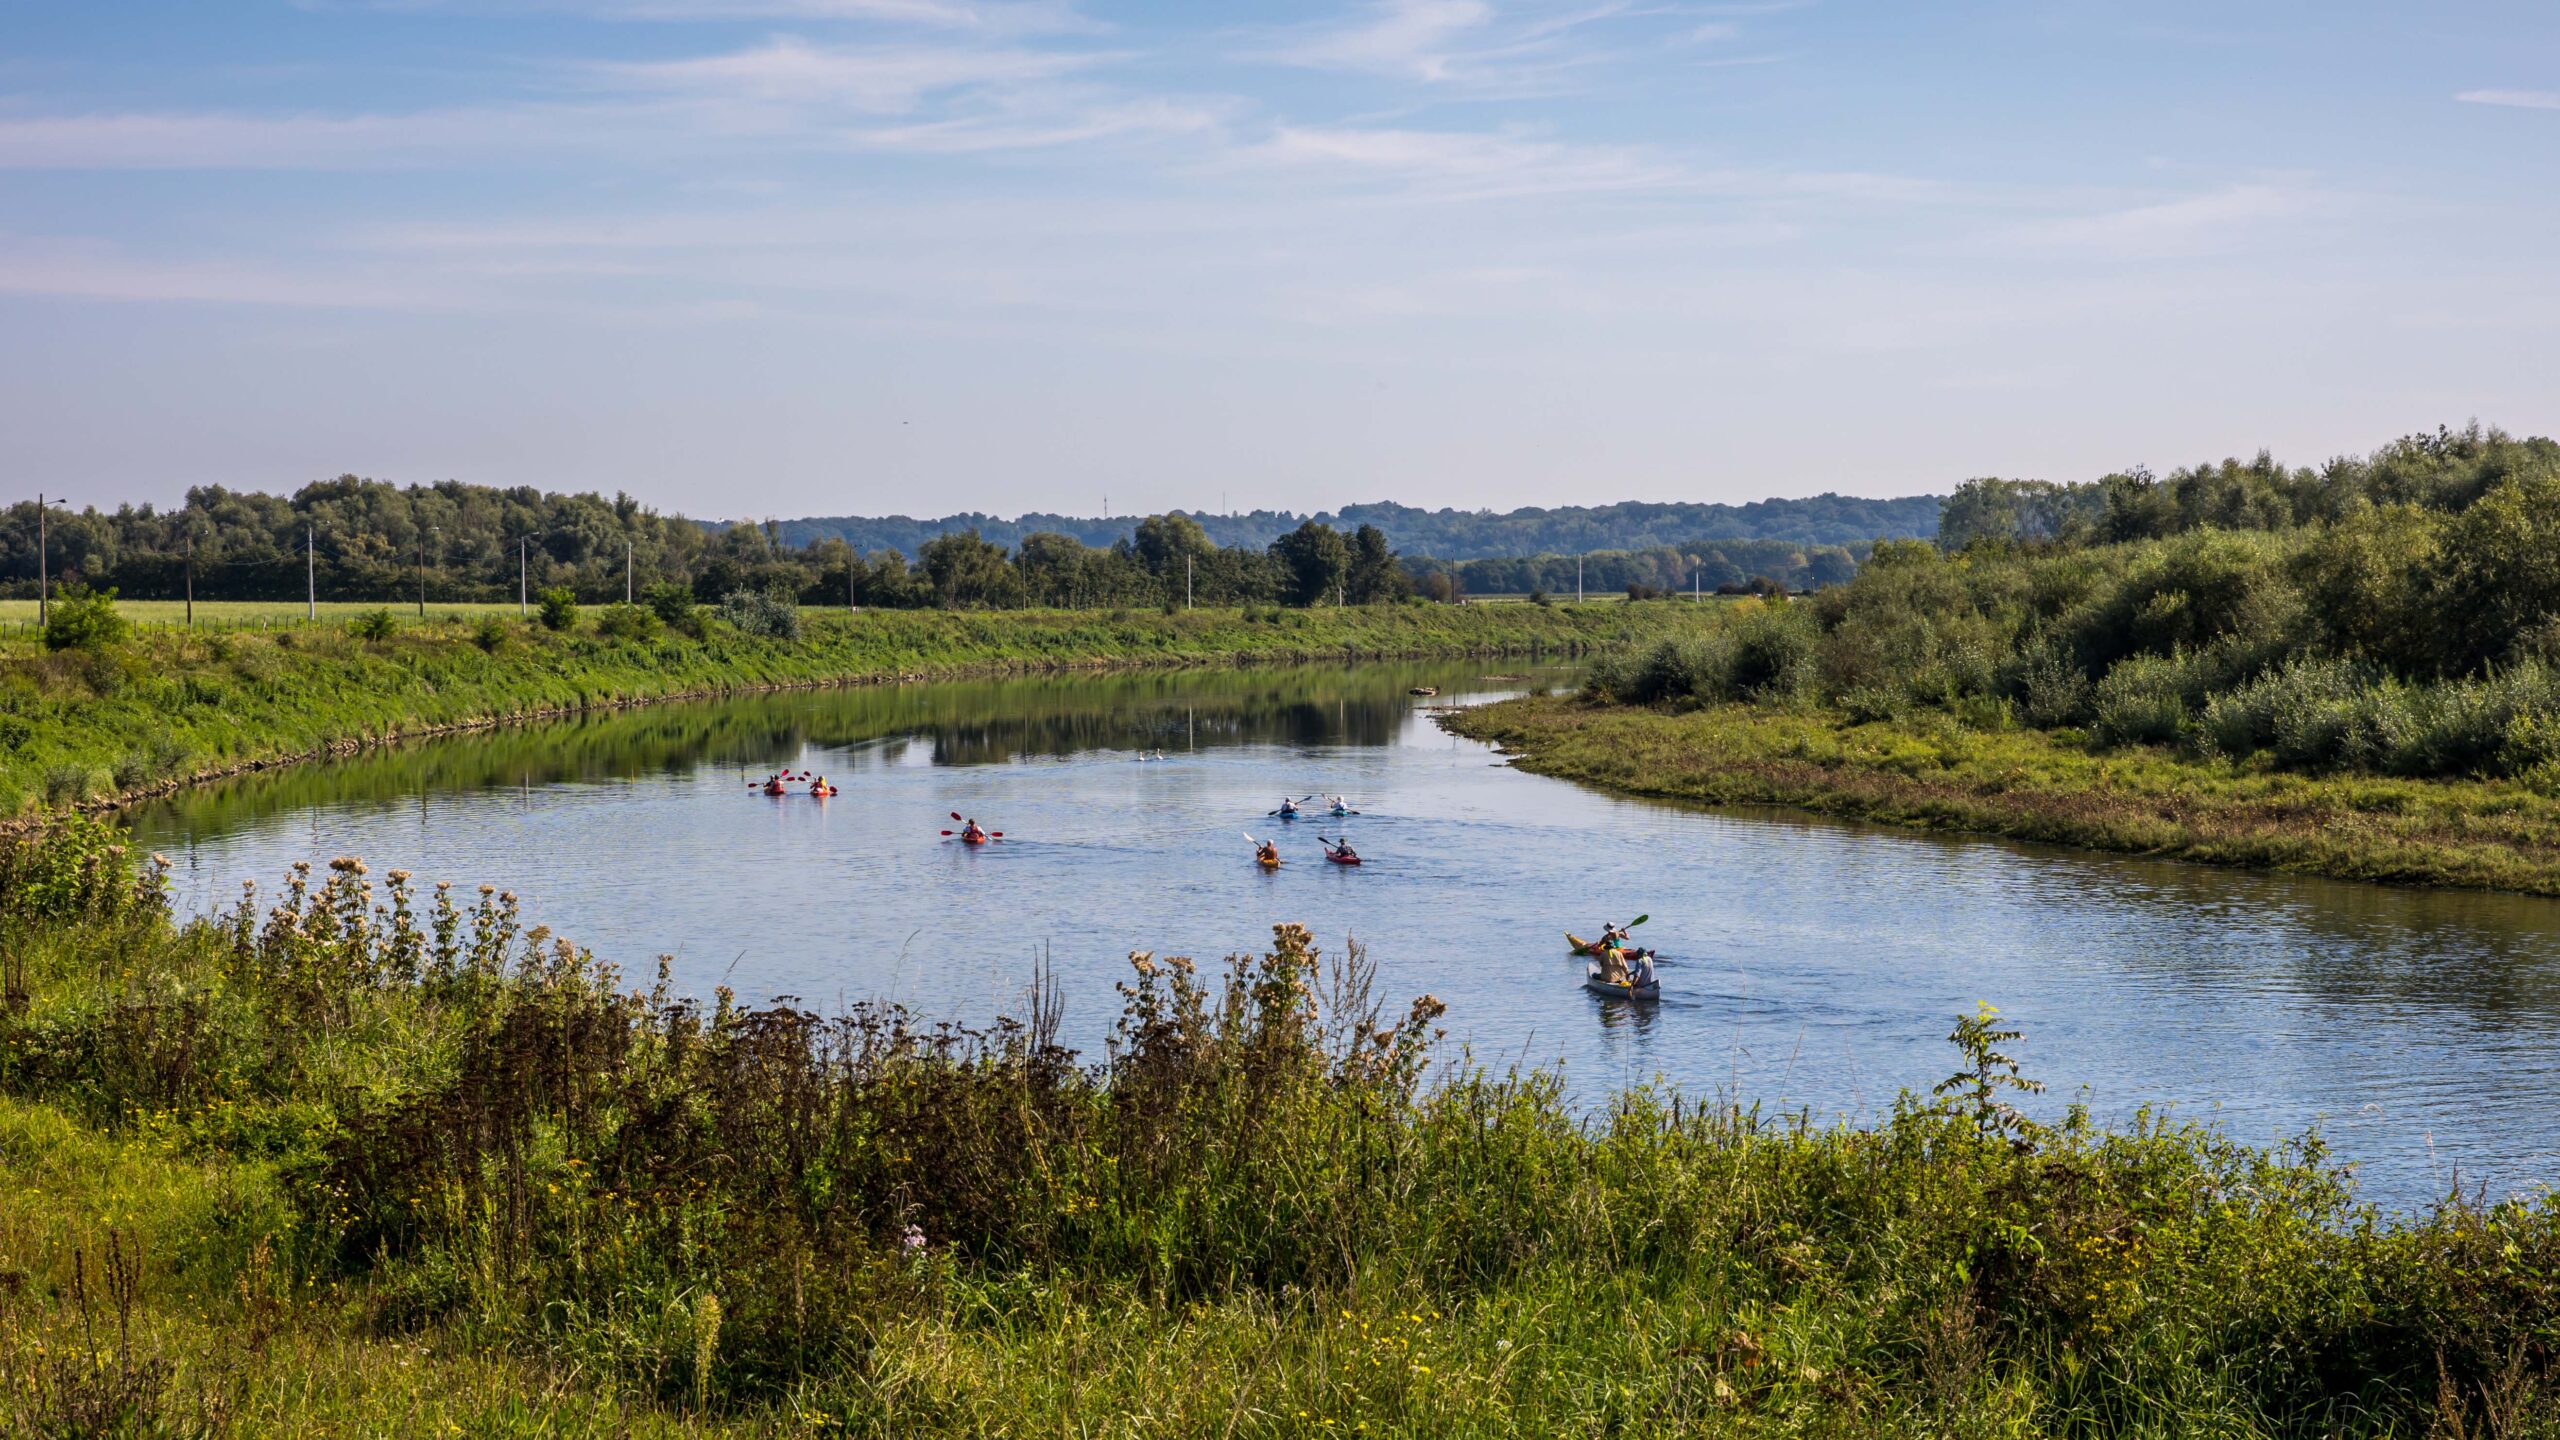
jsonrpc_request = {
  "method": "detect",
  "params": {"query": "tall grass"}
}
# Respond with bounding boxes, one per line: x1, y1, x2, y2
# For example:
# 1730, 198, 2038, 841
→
3, 814, 2559, 1434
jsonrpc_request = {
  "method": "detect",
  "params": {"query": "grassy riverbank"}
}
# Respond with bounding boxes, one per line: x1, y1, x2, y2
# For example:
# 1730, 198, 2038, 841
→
1445, 694, 2560, 894
0, 602, 1650, 817
3, 815, 2557, 1437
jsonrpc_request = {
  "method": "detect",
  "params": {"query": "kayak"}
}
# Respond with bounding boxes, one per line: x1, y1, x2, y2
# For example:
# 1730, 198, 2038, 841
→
1258, 853, 1281, 870
959, 831, 990, 845
1323, 850, 1362, 866
1584, 974, 1660, 1002
763, 784, 788, 796
810, 787, 838, 798
1566, 931, 1599, 956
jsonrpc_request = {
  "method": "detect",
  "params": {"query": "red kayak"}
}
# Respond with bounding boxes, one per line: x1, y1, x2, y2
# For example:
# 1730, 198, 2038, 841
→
1321, 841, 1361, 866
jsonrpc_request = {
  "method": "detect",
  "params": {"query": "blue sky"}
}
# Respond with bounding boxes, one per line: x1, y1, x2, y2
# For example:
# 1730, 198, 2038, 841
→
3, 1, 2556, 518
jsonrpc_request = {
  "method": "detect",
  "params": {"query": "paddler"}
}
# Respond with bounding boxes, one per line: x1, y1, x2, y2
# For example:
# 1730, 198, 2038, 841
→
1277, 797, 1300, 818
962, 819, 988, 843
1255, 838, 1280, 866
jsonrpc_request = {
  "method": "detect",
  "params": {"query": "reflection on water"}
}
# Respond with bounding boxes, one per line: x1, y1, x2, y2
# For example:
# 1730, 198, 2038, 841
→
130, 660, 2560, 1212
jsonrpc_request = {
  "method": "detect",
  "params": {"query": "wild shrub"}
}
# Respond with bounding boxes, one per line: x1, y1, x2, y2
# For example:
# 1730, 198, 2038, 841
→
348, 609, 397, 642
536, 587, 579, 633
40, 584, 128, 653
471, 616, 509, 653
2090, 654, 2195, 747
37, 764, 97, 808
595, 604, 659, 642
718, 590, 801, 642
1725, 605, 1815, 701
641, 581, 700, 631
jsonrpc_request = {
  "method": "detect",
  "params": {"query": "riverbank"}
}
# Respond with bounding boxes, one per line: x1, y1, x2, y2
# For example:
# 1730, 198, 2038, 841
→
0, 603, 1663, 818
1444, 694, 2560, 895
2, 813, 2553, 1436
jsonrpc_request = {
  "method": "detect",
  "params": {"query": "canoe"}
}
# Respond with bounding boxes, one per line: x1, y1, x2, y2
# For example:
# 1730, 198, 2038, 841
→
1584, 974, 1660, 1002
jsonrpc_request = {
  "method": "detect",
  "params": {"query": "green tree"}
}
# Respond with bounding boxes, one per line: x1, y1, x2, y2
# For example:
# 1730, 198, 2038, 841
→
919, 530, 1013, 608
1269, 521, 1351, 606
1345, 524, 1409, 604
2433, 472, 2560, 670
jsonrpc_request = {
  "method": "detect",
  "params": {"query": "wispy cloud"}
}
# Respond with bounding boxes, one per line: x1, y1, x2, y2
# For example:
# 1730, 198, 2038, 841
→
312, 0, 1094, 32
1991, 182, 2322, 260
1263, 0, 1493, 82
2457, 89, 2560, 111
591, 34, 1109, 109
1250, 0, 1679, 94
1241, 123, 1688, 200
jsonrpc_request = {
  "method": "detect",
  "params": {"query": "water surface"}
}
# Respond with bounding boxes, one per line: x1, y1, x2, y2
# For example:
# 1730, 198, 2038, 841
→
132, 661, 2560, 1212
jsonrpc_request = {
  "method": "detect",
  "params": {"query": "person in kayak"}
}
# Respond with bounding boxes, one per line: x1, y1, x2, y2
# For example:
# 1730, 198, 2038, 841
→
1255, 839, 1280, 866
1325, 838, 1359, 863
961, 819, 988, 843
1277, 797, 1301, 818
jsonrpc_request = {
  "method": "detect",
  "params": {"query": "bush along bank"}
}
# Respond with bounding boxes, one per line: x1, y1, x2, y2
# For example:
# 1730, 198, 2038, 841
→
0, 597, 1671, 818
1445, 692, 2560, 895
3, 813, 2560, 1436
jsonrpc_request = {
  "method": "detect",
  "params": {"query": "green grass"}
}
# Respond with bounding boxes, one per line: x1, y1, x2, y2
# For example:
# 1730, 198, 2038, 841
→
1445, 694, 2560, 895
0, 602, 1673, 817
1, 813, 2556, 1437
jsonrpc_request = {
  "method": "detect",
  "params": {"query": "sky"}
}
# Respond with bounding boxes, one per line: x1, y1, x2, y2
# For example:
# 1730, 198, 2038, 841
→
2, 1, 2557, 520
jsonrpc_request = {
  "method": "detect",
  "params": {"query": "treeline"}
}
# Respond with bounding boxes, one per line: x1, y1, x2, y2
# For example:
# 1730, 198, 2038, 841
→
1597, 424, 2560, 783
0, 477, 1890, 610
1937, 423, 2560, 548
0, 482, 1421, 609
768, 492, 1941, 559
1411, 539, 1859, 598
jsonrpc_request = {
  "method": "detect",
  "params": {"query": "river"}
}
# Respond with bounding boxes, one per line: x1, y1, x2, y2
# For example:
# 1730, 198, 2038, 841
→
130, 659, 2560, 1212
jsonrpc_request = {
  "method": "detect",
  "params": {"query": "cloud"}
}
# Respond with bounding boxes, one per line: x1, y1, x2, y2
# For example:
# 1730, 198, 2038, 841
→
1242, 123, 1688, 199
591, 34, 1108, 109
310, 0, 1093, 32
2456, 89, 2560, 111
1251, 0, 1678, 93
1264, 0, 1493, 81
1991, 183, 2321, 260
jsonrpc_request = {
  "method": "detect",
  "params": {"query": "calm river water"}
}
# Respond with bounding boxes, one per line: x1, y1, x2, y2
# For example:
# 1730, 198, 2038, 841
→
131, 660, 2560, 1212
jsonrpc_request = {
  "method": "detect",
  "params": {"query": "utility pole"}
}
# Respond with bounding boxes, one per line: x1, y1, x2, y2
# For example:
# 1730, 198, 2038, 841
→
518, 537, 528, 617
34, 493, 46, 625
1693, 566, 1700, 603
306, 524, 316, 620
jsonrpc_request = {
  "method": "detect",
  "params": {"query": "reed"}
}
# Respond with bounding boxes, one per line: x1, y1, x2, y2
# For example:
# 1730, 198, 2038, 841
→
2, 814, 2557, 1435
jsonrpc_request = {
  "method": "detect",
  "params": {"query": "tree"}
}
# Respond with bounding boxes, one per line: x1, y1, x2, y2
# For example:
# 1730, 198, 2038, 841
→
919, 529, 1013, 608
1132, 513, 1214, 580
1345, 524, 1409, 604
1269, 521, 1350, 606
1014, 532, 1091, 607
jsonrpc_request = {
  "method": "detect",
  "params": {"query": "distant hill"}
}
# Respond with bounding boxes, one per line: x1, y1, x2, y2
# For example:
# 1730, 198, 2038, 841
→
753, 494, 1943, 561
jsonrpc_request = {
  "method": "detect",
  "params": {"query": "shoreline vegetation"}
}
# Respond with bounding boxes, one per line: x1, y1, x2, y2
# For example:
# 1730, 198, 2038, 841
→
1441, 694, 2560, 895
3, 815, 2557, 1436
1447, 426, 2560, 896
0, 601, 1678, 820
